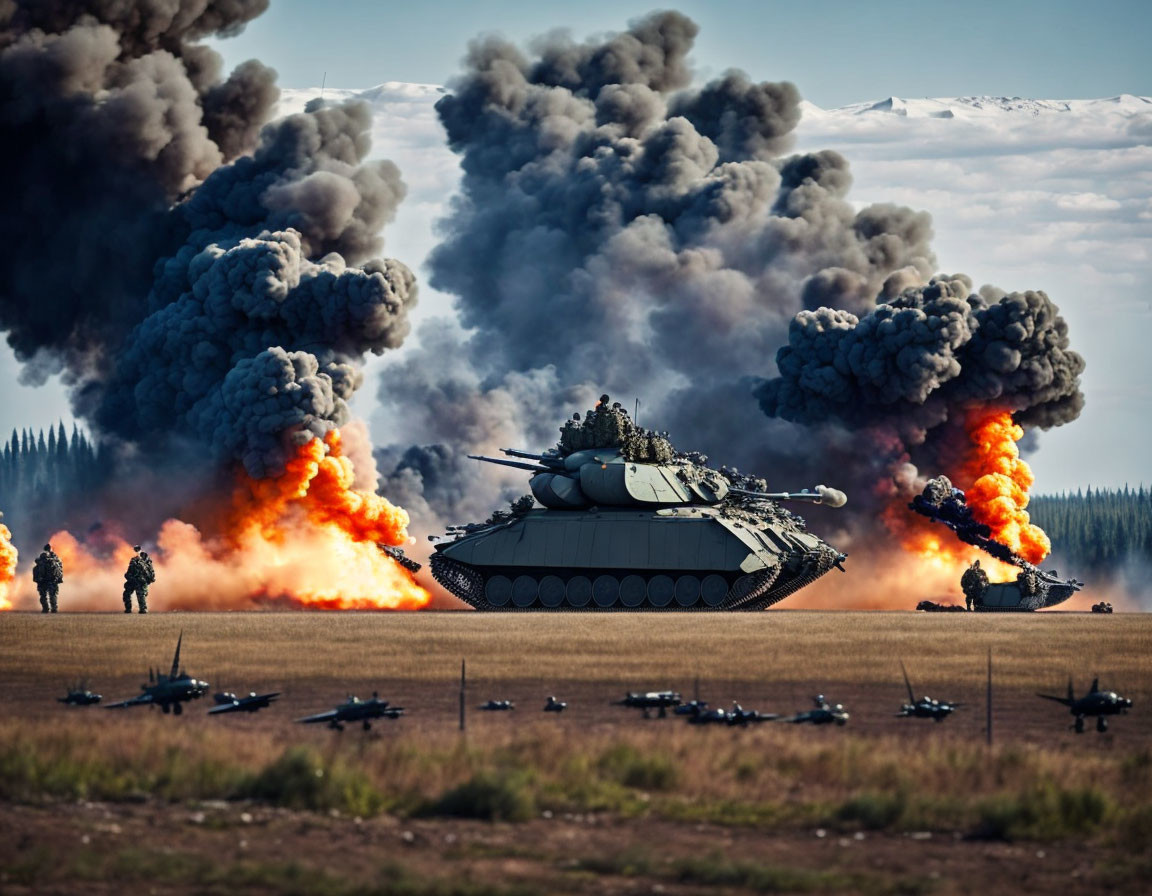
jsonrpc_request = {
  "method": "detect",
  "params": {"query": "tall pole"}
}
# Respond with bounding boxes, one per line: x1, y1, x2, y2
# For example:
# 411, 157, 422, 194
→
459, 659, 467, 734
986, 647, 993, 748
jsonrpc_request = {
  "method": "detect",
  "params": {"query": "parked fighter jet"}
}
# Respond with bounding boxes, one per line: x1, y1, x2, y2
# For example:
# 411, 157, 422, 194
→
674, 699, 709, 717
59, 682, 101, 706
896, 661, 961, 722
1038, 677, 1133, 733
726, 701, 779, 726
777, 695, 849, 726
615, 690, 682, 718
479, 699, 515, 711
543, 696, 567, 713
687, 705, 732, 725
296, 693, 404, 731
208, 690, 281, 715
105, 632, 208, 714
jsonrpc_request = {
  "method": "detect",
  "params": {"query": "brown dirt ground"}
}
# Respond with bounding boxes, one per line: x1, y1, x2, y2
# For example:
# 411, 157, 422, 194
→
1, 611, 1149, 894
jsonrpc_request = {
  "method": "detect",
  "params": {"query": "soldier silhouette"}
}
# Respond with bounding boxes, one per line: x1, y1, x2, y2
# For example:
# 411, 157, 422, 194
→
32, 543, 63, 613
123, 545, 156, 614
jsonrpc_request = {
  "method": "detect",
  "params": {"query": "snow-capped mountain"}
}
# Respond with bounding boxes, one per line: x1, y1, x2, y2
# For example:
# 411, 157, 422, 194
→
802, 93, 1151, 119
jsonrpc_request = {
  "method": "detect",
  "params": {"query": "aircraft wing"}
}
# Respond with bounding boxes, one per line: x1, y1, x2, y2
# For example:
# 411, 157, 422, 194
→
104, 694, 154, 709
296, 709, 340, 725
208, 693, 280, 715
1037, 694, 1072, 706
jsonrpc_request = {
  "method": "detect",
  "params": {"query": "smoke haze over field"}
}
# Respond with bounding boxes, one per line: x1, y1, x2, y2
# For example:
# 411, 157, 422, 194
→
0, 0, 424, 609
374, 10, 1084, 574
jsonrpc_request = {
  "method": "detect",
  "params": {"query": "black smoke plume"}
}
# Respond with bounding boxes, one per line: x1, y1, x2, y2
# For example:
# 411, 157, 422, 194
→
377, 10, 940, 530
0, 1, 416, 539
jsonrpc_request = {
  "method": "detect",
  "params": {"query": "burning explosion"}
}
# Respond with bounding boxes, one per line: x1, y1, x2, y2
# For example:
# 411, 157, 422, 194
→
0, 1, 425, 611
0, 514, 16, 611
957, 409, 1050, 564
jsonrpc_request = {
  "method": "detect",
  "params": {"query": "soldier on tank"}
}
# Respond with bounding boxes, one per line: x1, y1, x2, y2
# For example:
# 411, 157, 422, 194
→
123, 546, 155, 614
32, 544, 64, 613
960, 559, 988, 611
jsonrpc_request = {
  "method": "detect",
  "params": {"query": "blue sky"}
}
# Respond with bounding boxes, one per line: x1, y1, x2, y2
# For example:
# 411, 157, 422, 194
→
208, 0, 1152, 106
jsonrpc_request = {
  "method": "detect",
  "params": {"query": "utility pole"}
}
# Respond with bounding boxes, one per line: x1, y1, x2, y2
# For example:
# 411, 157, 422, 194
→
986, 647, 993, 748
459, 658, 467, 734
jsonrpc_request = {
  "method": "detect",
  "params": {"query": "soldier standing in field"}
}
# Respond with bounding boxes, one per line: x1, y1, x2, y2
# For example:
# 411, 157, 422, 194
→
33, 544, 63, 613
960, 559, 988, 612
123, 546, 155, 614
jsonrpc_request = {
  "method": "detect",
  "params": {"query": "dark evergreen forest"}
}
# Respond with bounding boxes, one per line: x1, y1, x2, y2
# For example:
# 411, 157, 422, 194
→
1030, 487, 1152, 571
0, 424, 106, 545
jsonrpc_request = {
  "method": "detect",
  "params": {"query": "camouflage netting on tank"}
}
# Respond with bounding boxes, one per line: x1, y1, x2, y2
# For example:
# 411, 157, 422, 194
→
558, 394, 674, 462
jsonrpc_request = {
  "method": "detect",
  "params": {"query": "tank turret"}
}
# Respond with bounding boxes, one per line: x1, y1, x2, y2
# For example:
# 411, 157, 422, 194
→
431, 395, 847, 611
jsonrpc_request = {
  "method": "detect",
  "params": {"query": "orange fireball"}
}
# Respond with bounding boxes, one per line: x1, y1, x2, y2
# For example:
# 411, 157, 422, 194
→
957, 410, 1050, 564
0, 516, 16, 611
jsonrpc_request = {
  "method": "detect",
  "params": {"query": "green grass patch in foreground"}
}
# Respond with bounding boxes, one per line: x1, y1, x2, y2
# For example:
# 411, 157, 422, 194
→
2, 722, 1151, 844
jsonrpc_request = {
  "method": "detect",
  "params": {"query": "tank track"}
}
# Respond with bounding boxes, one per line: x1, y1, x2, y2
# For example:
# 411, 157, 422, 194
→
731, 548, 843, 611
430, 549, 840, 612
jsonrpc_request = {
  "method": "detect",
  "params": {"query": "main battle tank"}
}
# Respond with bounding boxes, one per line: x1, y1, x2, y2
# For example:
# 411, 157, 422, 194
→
430, 396, 847, 611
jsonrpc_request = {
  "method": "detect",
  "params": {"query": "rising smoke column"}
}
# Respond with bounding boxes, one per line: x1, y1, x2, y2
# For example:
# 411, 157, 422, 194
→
757, 276, 1084, 568
378, 10, 937, 533
0, 1, 425, 609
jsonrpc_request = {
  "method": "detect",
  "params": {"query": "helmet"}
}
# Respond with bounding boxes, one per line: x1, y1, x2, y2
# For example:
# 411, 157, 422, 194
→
133, 545, 141, 552
140, 551, 149, 559
43, 544, 51, 552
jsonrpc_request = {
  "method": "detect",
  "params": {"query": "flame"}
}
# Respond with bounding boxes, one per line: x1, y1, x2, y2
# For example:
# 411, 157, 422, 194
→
0, 516, 16, 611
2, 428, 429, 612
956, 409, 1050, 564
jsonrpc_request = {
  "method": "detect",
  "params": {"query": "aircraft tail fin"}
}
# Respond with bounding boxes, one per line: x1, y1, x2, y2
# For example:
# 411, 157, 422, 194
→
1090, 677, 1099, 694
170, 631, 183, 679
900, 659, 915, 704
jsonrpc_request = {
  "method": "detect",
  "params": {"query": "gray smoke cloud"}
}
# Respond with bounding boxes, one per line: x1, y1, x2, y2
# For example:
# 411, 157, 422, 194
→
0, 1, 416, 496
757, 276, 1085, 458
377, 10, 939, 531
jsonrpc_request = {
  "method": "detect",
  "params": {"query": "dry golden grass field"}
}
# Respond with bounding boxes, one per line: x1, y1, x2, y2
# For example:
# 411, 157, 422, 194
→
2, 611, 1151, 895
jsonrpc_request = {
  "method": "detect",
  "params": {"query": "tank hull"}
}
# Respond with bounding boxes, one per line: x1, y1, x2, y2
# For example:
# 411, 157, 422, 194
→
431, 508, 843, 611
972, 580, 1080, 612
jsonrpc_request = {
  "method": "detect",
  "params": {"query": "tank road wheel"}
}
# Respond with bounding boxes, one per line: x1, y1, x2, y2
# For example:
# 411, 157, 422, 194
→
538, 575, 566, 608
512, 575, 539, 608
619, 575, 646, 608
701, 574, 728, 607
1097, 717, 1108, 733
674, 575, 701, 608
593, 575, 620, 608
484, 575, 512, 608
566, 576, 592, 608
647, 575, 674, 608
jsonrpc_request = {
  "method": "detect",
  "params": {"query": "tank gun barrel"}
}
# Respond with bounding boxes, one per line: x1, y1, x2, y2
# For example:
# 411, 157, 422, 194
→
468, 455, 552, 474
730, 485, 847, 508
501, 449, 563, 466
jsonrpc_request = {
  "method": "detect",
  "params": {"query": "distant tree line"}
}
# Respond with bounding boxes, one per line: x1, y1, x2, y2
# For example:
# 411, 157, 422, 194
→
1030, 487, 1152, 570
0, 424, 107, 542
